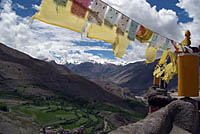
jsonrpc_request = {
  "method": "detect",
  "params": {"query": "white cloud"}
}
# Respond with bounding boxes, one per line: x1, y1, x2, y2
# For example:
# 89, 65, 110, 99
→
177, 0, 200, 46
32, 4, 40, 11
15, 3, 27, 10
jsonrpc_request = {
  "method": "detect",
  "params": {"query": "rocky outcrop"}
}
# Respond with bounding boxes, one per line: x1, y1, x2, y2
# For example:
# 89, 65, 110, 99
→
109, 99, 199, 134
0, 112, 39, 134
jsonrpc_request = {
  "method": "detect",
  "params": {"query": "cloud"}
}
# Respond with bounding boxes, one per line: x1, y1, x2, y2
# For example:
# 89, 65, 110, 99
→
15, 3, 27, 10
32, 4, 40, 11
177, 0, 200, 46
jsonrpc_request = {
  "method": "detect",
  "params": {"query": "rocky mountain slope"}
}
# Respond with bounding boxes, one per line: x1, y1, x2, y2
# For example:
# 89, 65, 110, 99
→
0, 42, 148, 134
66, 61, 178, 95
0, 42, 129, 106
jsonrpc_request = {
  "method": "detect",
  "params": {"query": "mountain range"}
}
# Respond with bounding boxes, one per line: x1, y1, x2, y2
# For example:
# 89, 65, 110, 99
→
66, 61, 178, 95
0, 42, 150, 134
0, 42, 132, 108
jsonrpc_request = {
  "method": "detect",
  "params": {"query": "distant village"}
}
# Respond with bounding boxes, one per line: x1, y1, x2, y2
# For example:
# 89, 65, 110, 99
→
40, 126, 85, 134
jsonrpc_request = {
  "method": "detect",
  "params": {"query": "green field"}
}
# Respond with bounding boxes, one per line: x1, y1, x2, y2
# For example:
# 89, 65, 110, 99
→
0, 90, 146, 134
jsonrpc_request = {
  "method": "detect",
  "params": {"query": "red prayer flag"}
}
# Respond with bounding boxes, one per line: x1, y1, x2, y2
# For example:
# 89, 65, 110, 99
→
71, 0, 91, 18
74, 0, 91, 9
71, 2, 87, 18
136, 25, 144, 36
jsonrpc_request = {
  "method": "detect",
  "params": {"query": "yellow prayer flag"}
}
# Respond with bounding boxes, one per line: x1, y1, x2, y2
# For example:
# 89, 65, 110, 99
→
169, 52, 178, 73
163, 63, 176, 84
136, 25, 154, 43
158, 50, 168, 65
153, 66, 163, 78
113, 33, 130, 58
86, 23, 117, 44
33, 0, 88, 34
145, 44, 158, 63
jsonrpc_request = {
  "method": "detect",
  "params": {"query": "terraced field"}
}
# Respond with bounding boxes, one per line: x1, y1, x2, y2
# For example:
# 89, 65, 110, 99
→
0, 90, 146, 134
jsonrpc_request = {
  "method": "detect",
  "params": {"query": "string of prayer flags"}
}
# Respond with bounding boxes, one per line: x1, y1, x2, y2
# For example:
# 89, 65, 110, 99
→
87, 0, 108, 25
128, 20, 139, 41
33, 0, 88, 34
136, 25, 154, 43
32, 0, 184, 62
86, 23, 117, 44
117, 14, 129, 33
145, 43, 158, 63
104, 7, 119, 28
113, 33, 130, 58
71, 0, 91, 18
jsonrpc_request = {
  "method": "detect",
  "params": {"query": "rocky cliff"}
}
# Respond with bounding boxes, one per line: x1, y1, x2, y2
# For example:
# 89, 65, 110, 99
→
109, 88, 200, 134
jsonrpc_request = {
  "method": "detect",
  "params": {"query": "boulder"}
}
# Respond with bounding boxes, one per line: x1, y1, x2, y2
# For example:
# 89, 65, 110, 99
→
109, 99, 199, 134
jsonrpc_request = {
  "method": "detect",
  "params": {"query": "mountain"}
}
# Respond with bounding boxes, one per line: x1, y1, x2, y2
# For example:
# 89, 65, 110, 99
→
66, 60, 178, 95
0, 42, 148, 134
0, 42, 131, 107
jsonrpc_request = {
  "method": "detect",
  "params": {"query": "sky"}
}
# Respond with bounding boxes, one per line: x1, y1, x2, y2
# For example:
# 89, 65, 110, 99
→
0, 0, 199, 65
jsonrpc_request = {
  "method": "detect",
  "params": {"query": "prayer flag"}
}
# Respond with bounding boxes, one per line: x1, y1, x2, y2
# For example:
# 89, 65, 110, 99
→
71, 2, 87, 18
149, 33, 159, 48
163, 63, 177, 84
74, 0, 91, 9
136, 25, 154, 43
128, 20, 139, 41
145, 43, 158, 63
54, 0, 68, 7
117, 14, 129, 32
113, 33, 130, 58
158, 50, 168, 65
71, 0, 91, 18
33, 0, 88, 34
161, 38, 170, 50
86, 23, 117, 44
149, 34, 164, 49
159, 36, 166, 46
104, 7, 119, 28
169, 51, 178, 73
87, 0, 108, 25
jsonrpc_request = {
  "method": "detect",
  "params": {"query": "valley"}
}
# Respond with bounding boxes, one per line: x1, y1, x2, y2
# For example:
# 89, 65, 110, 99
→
0, 87, 145, 134
0, 43, 147, 133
